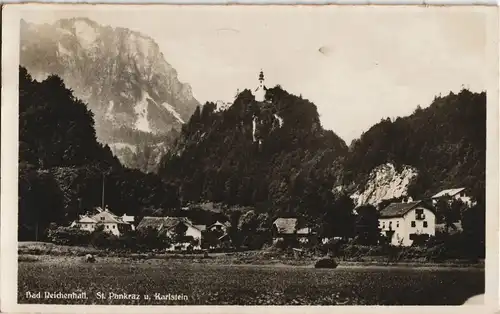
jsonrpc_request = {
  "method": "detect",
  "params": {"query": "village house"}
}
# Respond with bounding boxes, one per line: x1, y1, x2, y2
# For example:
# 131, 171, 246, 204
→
204, 221, 232, 249
207, 220, 231, 233
137, 216, 205, 251
378, 200, 436, 246
70, 206, 132, 237
431, 187, 475, 207
121, 214, 136, 230
271, 218, 314, 244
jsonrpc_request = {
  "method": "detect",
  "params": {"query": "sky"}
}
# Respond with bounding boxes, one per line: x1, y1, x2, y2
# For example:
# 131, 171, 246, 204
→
19, 5, 490, 144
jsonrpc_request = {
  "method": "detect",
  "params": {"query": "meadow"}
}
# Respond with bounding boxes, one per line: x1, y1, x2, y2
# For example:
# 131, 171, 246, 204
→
18, 256, 484, 305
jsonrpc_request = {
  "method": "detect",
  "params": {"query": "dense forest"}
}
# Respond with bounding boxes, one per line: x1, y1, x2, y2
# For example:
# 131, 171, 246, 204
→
158, 86, 486, 220
344, 90, 486, 202
158, 86, 349, 224
18, 65, 486, 252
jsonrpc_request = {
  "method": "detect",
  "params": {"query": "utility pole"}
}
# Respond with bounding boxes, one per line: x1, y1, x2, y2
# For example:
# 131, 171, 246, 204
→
101, 173, 105, 209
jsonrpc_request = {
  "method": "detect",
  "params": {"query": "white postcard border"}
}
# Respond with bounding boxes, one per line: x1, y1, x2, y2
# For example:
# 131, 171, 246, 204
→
1, 3, 499, 313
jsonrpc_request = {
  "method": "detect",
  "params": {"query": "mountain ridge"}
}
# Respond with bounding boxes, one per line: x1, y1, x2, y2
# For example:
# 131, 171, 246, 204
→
20, 17, 200, 171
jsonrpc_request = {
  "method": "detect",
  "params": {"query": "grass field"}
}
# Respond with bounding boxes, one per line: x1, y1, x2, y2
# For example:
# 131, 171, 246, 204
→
18, 256, 484, 305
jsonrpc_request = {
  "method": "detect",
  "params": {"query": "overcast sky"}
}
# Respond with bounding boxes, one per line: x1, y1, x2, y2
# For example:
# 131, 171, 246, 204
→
20, 5, 490, 143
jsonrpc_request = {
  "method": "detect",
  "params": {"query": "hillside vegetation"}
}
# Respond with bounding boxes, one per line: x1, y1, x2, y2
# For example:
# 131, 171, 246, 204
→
344, 90, 485, 202
18, 66, 486, 255
18, 67, 179, 240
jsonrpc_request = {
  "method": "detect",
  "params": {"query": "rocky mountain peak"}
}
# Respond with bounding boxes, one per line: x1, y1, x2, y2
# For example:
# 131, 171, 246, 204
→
20, 17, 200, 171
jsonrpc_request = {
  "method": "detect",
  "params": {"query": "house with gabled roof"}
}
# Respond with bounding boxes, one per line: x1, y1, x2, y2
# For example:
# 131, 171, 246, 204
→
379, 200, 436, 246
207, 220, 231, 233
70, 206, 132, 236
137, 216, 206, 250
431, 187, 475, 207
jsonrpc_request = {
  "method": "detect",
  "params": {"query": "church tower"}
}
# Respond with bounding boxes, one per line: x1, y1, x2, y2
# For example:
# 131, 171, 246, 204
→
254, 69, 266, 102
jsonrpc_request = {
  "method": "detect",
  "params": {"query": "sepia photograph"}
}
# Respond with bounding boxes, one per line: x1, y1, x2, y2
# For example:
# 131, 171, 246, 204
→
1, 3, 499, 311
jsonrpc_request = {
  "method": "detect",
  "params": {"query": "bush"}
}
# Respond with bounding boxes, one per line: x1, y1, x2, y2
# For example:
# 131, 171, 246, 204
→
47, 227, 91, 246
272, 237, 299, 250
90, 229, 115, 248
410, 234, 430, 246
318, 238, 346, 256
314, 258, 338, 268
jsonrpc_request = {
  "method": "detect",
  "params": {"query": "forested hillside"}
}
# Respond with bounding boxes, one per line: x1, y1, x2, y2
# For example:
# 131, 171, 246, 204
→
18, 64, 486, 246
18, 67, 179, 240
343, 89, 486, 202
158, 86, 349, 223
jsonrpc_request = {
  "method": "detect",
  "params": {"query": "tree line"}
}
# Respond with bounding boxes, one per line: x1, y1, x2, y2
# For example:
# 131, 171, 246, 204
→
18, 66, 486, 259
18, 67, 179, 240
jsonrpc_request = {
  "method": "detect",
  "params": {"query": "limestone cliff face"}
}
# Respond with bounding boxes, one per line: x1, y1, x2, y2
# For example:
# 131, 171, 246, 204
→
350, 163, 418, 206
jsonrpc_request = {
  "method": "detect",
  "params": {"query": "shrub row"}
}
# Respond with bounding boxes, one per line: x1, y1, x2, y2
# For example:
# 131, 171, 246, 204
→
316, 232, 483, 261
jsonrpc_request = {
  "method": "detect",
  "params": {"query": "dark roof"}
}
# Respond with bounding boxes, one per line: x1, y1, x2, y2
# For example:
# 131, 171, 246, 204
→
208, 221, 231, 229
379, 201, 432, 218
137, 216, 194, 231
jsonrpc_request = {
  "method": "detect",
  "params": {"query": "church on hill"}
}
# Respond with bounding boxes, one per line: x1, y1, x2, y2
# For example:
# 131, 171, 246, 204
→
253, 70, 267, 102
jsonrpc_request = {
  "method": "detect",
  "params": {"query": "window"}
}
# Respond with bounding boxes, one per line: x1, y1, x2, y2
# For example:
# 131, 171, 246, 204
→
113, 225, 116, 229
416, 209, 423, 215
411, 221, 416, 227
101, 217, 105, 221
382, 222, 385, 228
389, 221, 392, 227
423, 221, 428, 228
106, 225, 109, 229
396, 221, 399, 228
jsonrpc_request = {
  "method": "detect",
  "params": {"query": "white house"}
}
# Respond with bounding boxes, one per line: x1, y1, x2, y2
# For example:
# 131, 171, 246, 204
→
121, 214, 136, 230
70, 207, 132, 237
379, 200, 436, 246
431, 187, 475, 207
70, 215, 98, 232
137, 216, 205, 251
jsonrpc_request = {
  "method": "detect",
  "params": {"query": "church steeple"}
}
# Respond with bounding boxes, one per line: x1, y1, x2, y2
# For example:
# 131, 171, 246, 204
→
254, 69, 266, 102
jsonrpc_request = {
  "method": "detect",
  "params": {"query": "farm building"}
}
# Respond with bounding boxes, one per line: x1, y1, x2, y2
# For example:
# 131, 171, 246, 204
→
271, 218, 314, 244
70, 206, 132, 236
431, 187, 475, 207
207, 220, 231, 233
137, 216, 205, 251
121, 214, 136, 230
379, 200, 436, 246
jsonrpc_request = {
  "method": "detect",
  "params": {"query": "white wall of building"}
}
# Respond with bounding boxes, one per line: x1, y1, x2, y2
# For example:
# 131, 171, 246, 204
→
379, 207, 436, 246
